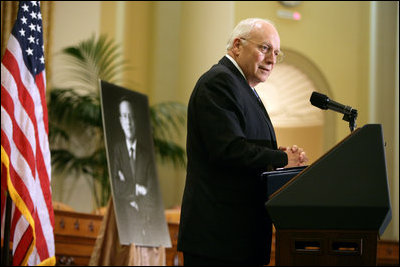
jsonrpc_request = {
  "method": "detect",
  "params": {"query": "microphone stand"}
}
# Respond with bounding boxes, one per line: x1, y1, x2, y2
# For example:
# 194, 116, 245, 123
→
342, 109, 358, 133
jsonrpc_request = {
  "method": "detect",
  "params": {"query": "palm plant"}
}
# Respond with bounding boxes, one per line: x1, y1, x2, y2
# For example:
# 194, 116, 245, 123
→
49, 35, 186, 209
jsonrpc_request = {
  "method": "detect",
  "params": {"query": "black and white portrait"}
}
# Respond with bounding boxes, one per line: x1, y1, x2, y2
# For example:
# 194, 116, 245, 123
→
100, 80, 171, 247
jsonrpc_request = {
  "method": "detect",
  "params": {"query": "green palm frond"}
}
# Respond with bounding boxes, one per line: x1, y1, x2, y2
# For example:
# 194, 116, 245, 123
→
48, 122, 69, 144
61, 34, 128, 93
51, 149, 95, 176
150, 101, 187, 140
49, 88, 101, 128
153, 138, 186, 168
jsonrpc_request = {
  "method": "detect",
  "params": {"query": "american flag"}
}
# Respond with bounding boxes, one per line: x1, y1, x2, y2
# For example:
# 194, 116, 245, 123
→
1, 1, 55, 265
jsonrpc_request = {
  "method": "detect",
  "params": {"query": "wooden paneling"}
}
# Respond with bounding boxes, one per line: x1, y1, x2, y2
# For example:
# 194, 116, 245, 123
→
165, 222, 183, 266
54, 210, 103, 266
377, 240, 399, 266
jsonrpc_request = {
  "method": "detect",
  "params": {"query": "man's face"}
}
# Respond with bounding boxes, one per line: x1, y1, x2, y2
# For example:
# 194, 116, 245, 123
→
119, 100, 135, 140
236, 22, 281, 87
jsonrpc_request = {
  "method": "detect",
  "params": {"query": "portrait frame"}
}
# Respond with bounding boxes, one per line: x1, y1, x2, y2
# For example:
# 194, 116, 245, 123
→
99, 80, 171, 247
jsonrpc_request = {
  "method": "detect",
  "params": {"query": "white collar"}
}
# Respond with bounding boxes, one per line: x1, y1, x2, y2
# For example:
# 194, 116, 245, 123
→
126, 138, 137, 157
225, 54, 246, 80
226, 55, 260, 100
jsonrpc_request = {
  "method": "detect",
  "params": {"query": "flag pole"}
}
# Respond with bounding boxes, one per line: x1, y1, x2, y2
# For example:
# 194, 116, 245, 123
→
1, 192, 12, 266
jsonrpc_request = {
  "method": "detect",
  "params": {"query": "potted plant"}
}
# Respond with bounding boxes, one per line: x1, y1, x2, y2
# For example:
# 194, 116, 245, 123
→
48, 34, 186, 209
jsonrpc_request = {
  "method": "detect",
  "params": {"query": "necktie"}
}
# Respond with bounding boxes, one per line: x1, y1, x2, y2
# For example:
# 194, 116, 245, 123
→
252, 87, 262, 104
129, 147, 136, 178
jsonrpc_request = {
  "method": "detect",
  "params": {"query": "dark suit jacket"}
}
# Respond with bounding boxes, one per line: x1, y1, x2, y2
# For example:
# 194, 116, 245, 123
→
111, 139, 163, 246
177, 56, 288, 264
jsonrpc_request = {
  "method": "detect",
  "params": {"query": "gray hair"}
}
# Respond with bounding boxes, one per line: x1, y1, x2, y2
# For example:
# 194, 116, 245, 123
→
226, 18, 276, 50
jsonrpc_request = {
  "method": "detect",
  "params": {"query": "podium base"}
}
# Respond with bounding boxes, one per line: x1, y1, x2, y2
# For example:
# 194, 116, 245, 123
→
275, 229, 378, 266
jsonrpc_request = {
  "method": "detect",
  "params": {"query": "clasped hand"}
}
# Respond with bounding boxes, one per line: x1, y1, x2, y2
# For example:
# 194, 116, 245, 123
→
279, 145, 308, 168
136, 183, 147, 196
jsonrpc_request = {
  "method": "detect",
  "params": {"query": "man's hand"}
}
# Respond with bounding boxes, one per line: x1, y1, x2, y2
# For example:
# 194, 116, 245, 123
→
136, 184, 147, 196
130, 200, 139, 211
118, 170, 125, 181
279, 145, 308, 168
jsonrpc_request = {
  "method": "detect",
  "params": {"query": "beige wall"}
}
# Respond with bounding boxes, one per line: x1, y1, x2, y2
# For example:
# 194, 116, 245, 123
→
51, 1, 101, 88
50, 1, 101, 213
51, 1, 398, 240
275, 126, 323, 164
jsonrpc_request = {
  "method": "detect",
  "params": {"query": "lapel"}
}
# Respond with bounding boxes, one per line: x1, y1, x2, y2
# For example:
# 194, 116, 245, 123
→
218, 56, 277, 143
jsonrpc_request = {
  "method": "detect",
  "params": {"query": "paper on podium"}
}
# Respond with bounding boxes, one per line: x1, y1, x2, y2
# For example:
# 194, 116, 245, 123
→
262, 166, 307, 198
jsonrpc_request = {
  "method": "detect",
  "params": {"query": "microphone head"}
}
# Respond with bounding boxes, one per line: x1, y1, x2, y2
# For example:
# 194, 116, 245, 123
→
310, 91, 329, 110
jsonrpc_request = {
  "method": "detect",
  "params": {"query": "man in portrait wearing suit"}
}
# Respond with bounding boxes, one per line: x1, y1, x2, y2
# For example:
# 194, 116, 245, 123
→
111, 97, 156, 245
177, 18, 308, 265
94, 83, 172, 260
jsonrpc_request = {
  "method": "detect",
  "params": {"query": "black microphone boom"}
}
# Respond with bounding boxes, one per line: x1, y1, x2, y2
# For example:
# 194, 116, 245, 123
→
310, 91, 358, 132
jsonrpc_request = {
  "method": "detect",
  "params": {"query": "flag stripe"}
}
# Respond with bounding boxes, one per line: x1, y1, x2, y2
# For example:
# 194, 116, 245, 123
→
1, 164, 7, 221
2, 111, 36, 265
3, 45, 41, 157
35, 73, 49, 134
1, 145, 35, 267
2, 49, 38, 142
33, 209, 50, 261
1, 82, 37, 179
1, 103, 35, 212
14, 221, 33, 266
5, 34, 50, 173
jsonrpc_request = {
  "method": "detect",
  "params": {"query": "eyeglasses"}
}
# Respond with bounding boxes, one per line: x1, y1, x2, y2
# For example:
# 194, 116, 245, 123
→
240, 38, 284, 63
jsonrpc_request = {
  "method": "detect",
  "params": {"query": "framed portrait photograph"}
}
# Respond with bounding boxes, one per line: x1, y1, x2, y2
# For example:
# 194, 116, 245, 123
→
100, 80, 171, 247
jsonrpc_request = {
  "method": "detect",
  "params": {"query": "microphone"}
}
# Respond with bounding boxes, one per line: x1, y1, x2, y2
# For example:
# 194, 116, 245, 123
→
310, 91, 358, 132
310, 91, 354, 115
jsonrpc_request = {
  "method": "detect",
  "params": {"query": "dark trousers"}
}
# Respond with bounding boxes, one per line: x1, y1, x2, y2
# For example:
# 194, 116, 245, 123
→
183, 252, 266, 266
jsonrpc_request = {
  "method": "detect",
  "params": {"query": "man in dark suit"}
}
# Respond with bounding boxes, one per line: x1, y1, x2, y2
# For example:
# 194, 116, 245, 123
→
177, 18, 307, 265
111, 97, 159, 245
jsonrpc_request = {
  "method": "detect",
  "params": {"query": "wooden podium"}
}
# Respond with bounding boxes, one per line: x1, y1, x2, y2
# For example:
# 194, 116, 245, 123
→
264, 124, 392, 266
